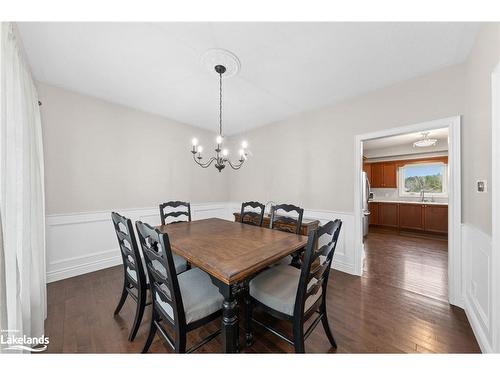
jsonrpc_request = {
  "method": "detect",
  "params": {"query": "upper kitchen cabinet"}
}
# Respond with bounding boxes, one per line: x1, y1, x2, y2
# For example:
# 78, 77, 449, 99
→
363, 162, 372, 182
369, 162, 397, 188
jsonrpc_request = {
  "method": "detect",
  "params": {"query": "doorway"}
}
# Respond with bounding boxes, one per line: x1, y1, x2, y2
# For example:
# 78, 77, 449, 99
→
354, 116, 462, 306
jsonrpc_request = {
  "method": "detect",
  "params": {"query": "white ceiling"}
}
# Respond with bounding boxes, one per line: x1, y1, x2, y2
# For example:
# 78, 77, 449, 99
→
17, 22, 479, 135
363, 127, 449, 151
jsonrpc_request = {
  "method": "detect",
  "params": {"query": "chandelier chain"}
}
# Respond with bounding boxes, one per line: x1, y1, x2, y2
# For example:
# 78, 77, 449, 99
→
219, 71, 223, 137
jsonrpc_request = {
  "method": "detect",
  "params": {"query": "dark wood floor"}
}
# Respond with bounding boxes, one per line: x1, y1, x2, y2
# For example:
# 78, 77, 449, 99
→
43, 229, 480, 353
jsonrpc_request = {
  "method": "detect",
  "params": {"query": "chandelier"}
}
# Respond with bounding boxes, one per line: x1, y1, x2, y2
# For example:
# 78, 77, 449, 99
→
413, 132, 438, 148
191, 63, 249, 172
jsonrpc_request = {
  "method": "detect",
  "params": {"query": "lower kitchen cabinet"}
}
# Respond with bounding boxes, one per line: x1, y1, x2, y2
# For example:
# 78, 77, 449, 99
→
368, 202, 379, 225
369, 202, 448, 235
378, 203, 398, 228
399, 203, 424, 230
423, 204, 448, 234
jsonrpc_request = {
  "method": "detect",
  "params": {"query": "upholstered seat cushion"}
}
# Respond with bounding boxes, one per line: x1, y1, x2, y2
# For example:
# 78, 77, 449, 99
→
127, 255, 187, 282
155, 267, 223, 324
249, 264, 322, 316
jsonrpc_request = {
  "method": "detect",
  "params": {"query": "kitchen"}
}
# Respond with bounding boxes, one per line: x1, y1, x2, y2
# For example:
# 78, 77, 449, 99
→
361, 128, 449, 301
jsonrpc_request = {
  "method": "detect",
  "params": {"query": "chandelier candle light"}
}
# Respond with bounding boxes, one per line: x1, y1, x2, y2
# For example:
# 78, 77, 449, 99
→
191, 62, 249, 172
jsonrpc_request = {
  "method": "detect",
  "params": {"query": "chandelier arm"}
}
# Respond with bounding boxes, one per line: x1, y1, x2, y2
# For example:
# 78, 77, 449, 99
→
192, 154, 217, 168
227, 159, 245, 170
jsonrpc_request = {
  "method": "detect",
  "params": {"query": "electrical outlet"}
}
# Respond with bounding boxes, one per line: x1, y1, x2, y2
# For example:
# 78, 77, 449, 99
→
476, 180, 487, 193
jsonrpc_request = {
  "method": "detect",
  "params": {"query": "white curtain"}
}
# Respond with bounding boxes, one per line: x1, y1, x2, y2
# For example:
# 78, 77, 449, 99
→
0, 22, 46, 352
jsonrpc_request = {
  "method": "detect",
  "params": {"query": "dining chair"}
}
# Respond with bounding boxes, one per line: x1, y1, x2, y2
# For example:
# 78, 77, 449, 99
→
136, 221, 223, 353
159, 201, 192, 225
111, 212, 149, 341
270, 203, 304, 267
159, 200, 192, 270
245, 219, 342, 353
240, 201, 265, 227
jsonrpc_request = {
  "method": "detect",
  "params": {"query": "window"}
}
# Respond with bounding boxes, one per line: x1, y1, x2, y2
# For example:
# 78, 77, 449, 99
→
399, 162, 447, 197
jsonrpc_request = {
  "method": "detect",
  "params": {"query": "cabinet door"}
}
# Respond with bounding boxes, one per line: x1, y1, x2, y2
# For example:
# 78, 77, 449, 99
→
379, 203, 398, 227
371, 163, 384, 188
399, 204, 424, 230
363, 162, 372, 183
424, 205, 448, 234
368, 202, 379, 225
382, 163, 397, 188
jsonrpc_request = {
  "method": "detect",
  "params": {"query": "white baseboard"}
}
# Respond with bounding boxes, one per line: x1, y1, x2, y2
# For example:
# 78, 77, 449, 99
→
46, 202, 356, 283
462, 223, 493, 353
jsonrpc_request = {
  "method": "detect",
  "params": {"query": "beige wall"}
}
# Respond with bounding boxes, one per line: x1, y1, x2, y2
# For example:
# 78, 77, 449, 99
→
38, 83, 230, 214
228, 63, 465, 212
462, 23, 500, 236
229, 23, 500, 236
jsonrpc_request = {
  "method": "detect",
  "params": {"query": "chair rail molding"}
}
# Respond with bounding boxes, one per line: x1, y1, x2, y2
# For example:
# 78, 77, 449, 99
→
46, 202, 356, 283
354, 116, 462, 306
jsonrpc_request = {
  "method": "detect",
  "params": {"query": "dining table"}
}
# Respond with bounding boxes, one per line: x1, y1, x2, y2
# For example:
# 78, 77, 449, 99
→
157, 217, 309, 353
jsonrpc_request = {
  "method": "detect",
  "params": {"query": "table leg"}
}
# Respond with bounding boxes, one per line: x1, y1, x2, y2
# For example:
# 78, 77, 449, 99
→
222, 294, 239, 353
211, 277, 240, 353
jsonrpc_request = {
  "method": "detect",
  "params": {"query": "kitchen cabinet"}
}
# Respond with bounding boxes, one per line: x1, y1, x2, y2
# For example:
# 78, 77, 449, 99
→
423, 204, 448, 234
378, 203, 398, 227
399, 204, 424, 230
368, 202, 379, 225
369, 162, 397, 188
369, 202, 448, 235
382, 163, 397, 188
371, 163, 384, 187
363, 162, 372, 182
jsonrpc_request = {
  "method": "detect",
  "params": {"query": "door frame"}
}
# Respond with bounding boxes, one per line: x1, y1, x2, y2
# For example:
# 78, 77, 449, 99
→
491, 61, 500, 352
353, 116, 462, 307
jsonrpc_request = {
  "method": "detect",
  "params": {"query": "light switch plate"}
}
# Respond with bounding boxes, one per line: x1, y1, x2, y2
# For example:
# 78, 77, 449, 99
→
476, 180, 487, 193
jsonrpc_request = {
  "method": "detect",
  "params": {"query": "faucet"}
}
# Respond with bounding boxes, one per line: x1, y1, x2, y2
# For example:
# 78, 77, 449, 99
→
420, 190, 425, 202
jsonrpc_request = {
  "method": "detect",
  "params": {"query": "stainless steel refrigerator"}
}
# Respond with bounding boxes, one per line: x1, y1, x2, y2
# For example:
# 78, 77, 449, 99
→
362, 171, 371, 237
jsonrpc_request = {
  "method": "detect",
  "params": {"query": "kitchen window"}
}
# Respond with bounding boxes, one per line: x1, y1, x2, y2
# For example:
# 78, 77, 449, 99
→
398, 162, 447, 197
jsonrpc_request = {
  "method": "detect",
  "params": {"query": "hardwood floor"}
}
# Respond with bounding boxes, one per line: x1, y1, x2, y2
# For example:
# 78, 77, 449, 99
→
43, 229, 480, 353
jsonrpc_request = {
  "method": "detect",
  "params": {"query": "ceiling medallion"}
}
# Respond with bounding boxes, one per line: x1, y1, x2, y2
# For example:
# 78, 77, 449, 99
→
191, 49, 248, 172
413, 132, 438, 148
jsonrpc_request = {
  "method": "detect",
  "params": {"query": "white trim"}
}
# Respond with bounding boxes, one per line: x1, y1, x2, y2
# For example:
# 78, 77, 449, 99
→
491, 61, 500, 353
354, 116, 462, 305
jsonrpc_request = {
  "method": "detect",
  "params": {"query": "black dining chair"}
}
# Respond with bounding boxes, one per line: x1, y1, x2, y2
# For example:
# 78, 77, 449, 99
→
136, 221, 223, 353
159, 201, 191, 225
270, 203, 304, 267
240, 201, 265, 227
111, 212, 149, 341
245, 219, 342, 353
159, 201, 191, 271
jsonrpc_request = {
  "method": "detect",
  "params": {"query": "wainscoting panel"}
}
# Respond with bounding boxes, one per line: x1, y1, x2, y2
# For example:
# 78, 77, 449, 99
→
46, 202, 356, 283
462, 223, 493, 353
45, 202, 232, 283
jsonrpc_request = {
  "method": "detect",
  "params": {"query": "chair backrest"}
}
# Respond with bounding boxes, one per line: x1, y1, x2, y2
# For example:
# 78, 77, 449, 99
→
135, 221, 185, 327
159, 201, 191, 225
111, 212, 146, 288
269, 203, 304, 234
294, 219, 342, 316
240, 201, 265, 227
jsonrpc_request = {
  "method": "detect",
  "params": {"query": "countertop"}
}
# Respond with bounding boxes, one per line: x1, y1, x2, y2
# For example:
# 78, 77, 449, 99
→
370, 200, 448, 206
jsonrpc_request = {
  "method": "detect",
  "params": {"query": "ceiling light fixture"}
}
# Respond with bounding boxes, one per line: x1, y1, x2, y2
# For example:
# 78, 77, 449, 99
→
413, 132, 438, 148
191, 50, 248, 172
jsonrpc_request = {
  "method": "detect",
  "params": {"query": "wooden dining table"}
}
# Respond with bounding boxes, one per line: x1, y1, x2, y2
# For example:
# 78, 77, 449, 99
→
157, 217, 308, 353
